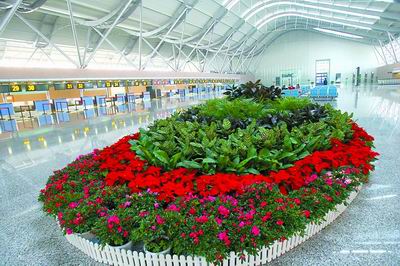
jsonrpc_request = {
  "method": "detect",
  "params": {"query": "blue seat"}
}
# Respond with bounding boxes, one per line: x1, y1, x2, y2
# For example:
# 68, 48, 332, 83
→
319, 86, 328, 97
328, 86, 338, 97
291, 90, 300, 97
282, 89, 289, 97
310, 88, 319, 97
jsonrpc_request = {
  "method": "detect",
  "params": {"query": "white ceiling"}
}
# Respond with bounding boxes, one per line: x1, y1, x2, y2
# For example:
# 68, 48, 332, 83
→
0, 0, 399, 72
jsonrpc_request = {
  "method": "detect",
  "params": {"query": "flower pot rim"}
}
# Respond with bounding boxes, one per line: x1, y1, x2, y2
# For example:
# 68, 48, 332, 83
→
143, 237, 171, 255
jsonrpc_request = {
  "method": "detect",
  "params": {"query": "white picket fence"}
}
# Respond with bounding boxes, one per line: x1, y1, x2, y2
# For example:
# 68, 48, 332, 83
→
65, 185, 362, 266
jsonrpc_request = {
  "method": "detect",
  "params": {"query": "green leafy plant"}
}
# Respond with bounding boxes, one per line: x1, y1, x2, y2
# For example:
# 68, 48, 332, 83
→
224, 80, 282, 101
131, 98, 352, 174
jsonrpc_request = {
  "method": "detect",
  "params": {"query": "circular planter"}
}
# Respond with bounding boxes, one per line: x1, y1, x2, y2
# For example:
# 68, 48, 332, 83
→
143, 238, 171, 255
107, 241, 133, 251
77, 232, 96, 241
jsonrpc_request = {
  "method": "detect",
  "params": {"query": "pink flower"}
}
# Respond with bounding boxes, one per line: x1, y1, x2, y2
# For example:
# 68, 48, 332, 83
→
239, 221, 246, 227
215, 217, 223, 225
217, 231, 231, 246
251, 226, 260, 236
325, 178, 333, 186
344, 178, 352, 185
305, 174, 318, 184
195, 215, 209, 223
123, 201, 131, 208
107, 215, 120, 224
218, 206, 230, 217
139, 211, 149, 217
218, 231, 228, 241
276, 220, 284, 226
156, 215, 165, 225
68, 202, 78, 209
154, 203, 160, 209
66, 228, 73, 235
167, 204, 180, 212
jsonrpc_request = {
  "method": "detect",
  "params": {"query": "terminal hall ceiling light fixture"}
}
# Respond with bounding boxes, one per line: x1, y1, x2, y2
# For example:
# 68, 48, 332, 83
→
313, 28, 364, 39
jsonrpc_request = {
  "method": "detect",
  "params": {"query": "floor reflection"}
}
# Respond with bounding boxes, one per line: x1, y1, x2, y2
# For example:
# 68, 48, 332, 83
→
0, 93, 223, 157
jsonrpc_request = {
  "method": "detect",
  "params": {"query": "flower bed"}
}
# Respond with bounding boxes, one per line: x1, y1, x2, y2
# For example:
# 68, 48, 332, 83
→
63, 185, 362, 266
39, 94, 378, 263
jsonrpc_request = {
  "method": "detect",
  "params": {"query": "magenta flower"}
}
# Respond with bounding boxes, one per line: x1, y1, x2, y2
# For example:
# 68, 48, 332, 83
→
305, 174, 318, 184
195, 215, 209, 223
66, 228, 73, 235
68, 202, 78, 209
156, 214, 165, 225
167, 204, 180, 212
218, 206, 230, 217
107, 215, 120, 224
325, 178, 333, 186
218, 231, 228, 241
251, 226, 260, 236
215, 217, 223, 225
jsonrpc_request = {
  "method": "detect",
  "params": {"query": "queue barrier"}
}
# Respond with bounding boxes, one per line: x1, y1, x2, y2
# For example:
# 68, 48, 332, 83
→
19, 105, 33, 119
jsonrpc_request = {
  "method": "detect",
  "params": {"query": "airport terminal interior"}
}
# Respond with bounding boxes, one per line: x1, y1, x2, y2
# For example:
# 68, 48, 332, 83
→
0, 0, 400, 265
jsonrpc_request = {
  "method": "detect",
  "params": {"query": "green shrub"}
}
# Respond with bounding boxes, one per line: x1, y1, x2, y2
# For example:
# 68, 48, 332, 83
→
131, 98, 353, 174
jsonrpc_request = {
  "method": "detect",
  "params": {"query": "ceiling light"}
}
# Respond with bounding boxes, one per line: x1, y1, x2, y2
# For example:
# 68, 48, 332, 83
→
256, 13, 372, 30
243, 1, 380, 21
313, 28, 364, 39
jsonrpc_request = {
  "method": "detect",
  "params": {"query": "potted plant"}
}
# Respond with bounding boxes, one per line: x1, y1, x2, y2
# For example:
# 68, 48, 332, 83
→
143, 237, 171, 255
93, 213, 133, 250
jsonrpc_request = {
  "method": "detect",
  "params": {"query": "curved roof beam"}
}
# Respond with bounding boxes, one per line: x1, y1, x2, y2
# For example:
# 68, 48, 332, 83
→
243, 0, 380, 21
242, 0, 400, 22
237, 17, 388, 58
249, 23, 383, 57
17, 0, 47, 13
80, 0, 140, 28
255, 12, 400, 32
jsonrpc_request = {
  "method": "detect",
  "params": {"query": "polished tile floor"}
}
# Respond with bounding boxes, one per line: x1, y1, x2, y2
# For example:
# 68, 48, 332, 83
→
1, 87, 399, 265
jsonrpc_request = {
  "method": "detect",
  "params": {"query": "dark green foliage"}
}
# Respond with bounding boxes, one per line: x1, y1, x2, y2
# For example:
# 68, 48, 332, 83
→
224, 79, 282, 101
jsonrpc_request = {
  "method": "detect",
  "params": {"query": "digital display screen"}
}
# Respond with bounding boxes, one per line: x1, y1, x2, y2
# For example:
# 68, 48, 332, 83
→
105, 81, 112, 88
10, 84, 22, 92
77, 83, 85, 89
113, 81, 120, 87
65, 83, 74, 89
26, 84, 36, 91
0, 85, 10, 93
